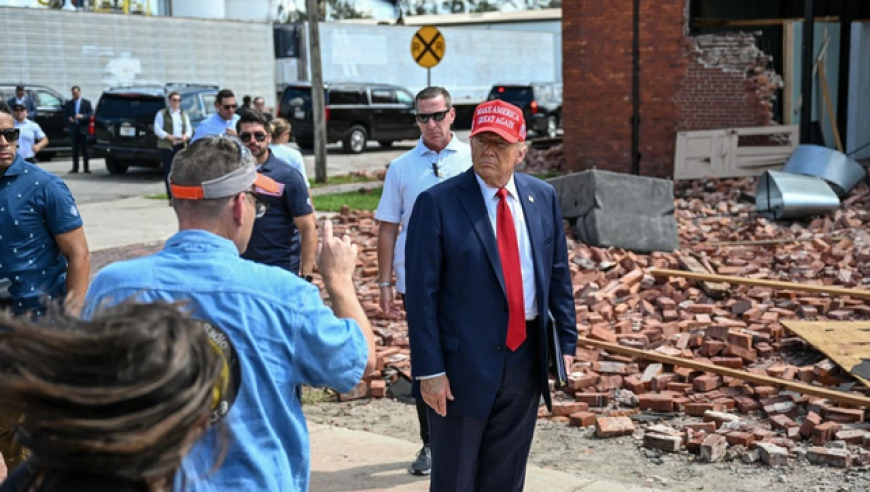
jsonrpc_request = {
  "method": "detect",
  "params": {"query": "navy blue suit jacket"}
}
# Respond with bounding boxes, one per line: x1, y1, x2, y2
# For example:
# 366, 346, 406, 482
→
405, 168, 577, 420
6, 96, 37, 117
63, 98, 93, 136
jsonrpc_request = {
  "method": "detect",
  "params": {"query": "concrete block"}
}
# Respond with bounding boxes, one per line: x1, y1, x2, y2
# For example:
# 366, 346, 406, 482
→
552, 170, 678, 252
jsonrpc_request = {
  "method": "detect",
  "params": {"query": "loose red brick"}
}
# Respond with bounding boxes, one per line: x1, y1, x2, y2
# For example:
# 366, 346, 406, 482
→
684, 422, 717, 433
705, 325, 730, 340
552, 401, 590, 417
569, 411, 597, 428
369, 380, 387, 398
726, 331, 753, 349
735, 397, 759, 414
595, 416, 635, 438
835, 429, 866, 444
338, 381, 369, 401
651, 373, 678, 392
726, 431, 755, 448
800, 412, 822, 439
825, 407, 865, 423
639, 393, 675, 413
807, 447, 852, 468
589, 325, 617, 344
644, 433, 683, 452
699, 340, 725, 357
711, 356, 743, 369
686, 402, 721, 417
723, 344, 757, 363
770, 414, 798, 430
624, 375, 646, 395
812, 421, 842, 446
567, 372, 599, 392
693, 374, 722, 392
576, 393, 610, 407
596, 375, 624, 391
666, 382, 693, 394
700, 434, 727, 463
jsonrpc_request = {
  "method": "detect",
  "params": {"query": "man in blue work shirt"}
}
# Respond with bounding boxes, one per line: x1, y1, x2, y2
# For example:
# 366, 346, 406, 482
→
237, 111, 316, 278
0, 99, 91, 472
12, 103, 49, 164
190, 89, 240, 142
83, 136, 376, 492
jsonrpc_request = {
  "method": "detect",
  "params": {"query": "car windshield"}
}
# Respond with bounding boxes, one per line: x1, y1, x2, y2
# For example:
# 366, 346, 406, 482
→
98, 95, 165, 120
490, 86, 533, 105
284, 87, 312, 111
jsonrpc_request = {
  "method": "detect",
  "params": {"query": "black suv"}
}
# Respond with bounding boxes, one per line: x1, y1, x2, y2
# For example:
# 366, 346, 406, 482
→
90, 83, 219, 174
487, 83, 563, 138
0, 83, 70, 160
278, 82, 420, 154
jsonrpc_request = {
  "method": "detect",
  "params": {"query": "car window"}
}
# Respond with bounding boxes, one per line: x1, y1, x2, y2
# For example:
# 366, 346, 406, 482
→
370, 89, 395, 104
181, 93, 205, 120
97, 95, 165, 120
201, 94, 217, 115
396, 90, 414, 106
35, 90, 63, 109
329, 89, 364, 105
489, 86, 533, 105
535, 85, 551, 100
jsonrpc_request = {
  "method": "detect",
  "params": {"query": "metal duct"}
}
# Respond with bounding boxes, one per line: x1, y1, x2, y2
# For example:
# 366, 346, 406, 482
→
756, 171, 840, 220
781, 145, 866, 196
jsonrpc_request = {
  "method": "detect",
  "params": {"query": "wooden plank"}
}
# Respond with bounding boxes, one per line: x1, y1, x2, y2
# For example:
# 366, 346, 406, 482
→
733, 125, 799, 137
676, 256, 729, 298
577, 337, 870, 407
781, 321, 870, 387
650, 268, 870, 299
706, 236, 846, 247
784, 21, 795, 125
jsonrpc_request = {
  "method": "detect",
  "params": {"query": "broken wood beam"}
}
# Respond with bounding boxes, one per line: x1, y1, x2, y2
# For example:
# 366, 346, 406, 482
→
650, 268, 870, 299
577, 337, 870, 407
677, 255, 729, 298
705, 236, 846, 247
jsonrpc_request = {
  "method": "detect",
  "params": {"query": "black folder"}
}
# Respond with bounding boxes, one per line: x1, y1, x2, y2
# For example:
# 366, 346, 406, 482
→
547, 312, 569, 389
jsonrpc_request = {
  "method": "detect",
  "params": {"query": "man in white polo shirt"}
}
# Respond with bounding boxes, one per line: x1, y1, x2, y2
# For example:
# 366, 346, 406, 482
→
12, 103, 48, 164
375, 86, 471, 476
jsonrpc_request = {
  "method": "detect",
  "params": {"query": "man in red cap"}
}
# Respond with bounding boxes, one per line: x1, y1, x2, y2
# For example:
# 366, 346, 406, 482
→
404, 100, 577, 492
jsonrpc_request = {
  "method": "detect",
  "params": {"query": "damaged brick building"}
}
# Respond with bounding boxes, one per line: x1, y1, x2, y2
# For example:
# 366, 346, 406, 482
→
562, 0, 870, 178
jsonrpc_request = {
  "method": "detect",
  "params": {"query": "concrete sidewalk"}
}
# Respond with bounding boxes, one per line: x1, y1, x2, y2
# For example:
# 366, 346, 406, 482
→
309, 424, 665, 492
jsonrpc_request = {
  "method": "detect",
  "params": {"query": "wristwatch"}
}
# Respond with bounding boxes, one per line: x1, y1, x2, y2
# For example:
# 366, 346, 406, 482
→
304, 275, 314, 283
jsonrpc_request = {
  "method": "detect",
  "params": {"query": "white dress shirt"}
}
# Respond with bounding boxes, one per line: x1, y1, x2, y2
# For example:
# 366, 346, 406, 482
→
474, 173, 538, 320
375, 133, 472, 294
153, 108, 192, 140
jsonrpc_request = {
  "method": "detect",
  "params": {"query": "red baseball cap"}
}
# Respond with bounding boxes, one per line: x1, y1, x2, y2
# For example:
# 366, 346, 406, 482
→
469, 99, 527, 143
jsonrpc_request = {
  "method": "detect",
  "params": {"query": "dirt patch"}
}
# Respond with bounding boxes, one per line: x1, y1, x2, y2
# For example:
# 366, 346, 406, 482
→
304, 398, 867, 492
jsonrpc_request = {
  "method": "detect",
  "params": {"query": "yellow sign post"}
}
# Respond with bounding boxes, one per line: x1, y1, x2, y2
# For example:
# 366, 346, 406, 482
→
411, 25, 445, 85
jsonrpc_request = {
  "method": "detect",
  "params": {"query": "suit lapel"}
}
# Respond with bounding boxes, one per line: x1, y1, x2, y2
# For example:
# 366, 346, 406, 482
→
515, 174, 546, 315
457, 169, 506, 296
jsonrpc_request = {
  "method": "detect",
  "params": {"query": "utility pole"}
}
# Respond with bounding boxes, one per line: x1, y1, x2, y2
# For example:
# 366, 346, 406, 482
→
799, 0, 815, 144
306, 0, 328, 183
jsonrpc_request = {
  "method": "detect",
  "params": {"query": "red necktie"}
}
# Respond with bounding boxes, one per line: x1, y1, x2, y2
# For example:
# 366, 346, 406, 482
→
496, 188, 526, 351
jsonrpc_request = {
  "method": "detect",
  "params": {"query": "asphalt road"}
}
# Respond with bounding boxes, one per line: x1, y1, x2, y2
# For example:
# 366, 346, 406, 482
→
36, 132, 472, 205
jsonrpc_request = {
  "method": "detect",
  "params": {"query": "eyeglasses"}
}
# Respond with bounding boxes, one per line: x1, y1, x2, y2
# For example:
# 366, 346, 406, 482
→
0, 128, 20, 143
170, 98, 181, 102
239, 132, 268, 143
244, 191, 269, 218
415, 108, 451, 124
222, 104, 238, 110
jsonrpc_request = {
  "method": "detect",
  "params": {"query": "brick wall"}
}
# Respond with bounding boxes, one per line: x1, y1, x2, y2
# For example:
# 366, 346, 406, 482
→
563, 1, 780, 178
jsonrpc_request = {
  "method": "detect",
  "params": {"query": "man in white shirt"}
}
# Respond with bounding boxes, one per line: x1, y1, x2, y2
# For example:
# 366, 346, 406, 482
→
12, 103, 48, 163
374, 86, 472, 476
153, 91, 192, 201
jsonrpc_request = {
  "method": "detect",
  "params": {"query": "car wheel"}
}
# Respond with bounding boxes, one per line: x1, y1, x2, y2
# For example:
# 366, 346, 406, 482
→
37, 151, 56, 161
545, 116, 558, 139
105, 155, 129, 174
378, 140, 393, 148
343, 125, 368, 154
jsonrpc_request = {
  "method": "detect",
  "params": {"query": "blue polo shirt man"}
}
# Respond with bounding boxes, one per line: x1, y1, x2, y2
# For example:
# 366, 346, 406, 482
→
0, 128, 90, 316
83, 136, 375, 491
237, 111, 316, 277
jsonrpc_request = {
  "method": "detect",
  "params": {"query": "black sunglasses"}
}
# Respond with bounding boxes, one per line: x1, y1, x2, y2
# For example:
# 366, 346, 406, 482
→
244, 191, 269, 218
222, 104, 238, 110
415, 108, 451, 124
0, 128, 20, 142
239, 132, 268, 143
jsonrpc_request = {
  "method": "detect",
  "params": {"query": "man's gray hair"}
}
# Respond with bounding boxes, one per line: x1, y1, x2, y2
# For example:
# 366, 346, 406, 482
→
415, 86, 452, 109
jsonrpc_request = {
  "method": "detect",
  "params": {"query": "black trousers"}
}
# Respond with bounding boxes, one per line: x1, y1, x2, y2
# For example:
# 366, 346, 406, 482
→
427, 319, 541, 492
70, 131, 89, 171
400, 292, 431, 446
161, 144, 185, 198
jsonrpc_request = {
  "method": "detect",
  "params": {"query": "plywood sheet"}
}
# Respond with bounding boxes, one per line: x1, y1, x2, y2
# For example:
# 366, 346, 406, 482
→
781, 320, 870, 387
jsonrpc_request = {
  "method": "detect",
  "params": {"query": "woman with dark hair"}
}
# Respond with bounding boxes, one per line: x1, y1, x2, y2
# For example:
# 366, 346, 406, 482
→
0, 302, 228, 492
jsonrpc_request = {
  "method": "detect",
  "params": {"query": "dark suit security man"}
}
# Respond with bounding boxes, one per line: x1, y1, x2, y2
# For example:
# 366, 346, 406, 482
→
405, 99, 577, 492
62, 86, 93, 173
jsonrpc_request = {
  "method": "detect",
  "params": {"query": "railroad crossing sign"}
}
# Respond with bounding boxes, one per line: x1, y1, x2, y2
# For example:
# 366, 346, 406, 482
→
411, 25, 445, 69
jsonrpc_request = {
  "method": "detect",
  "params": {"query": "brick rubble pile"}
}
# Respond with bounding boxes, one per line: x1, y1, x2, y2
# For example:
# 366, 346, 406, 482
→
317, 175, 870, 469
